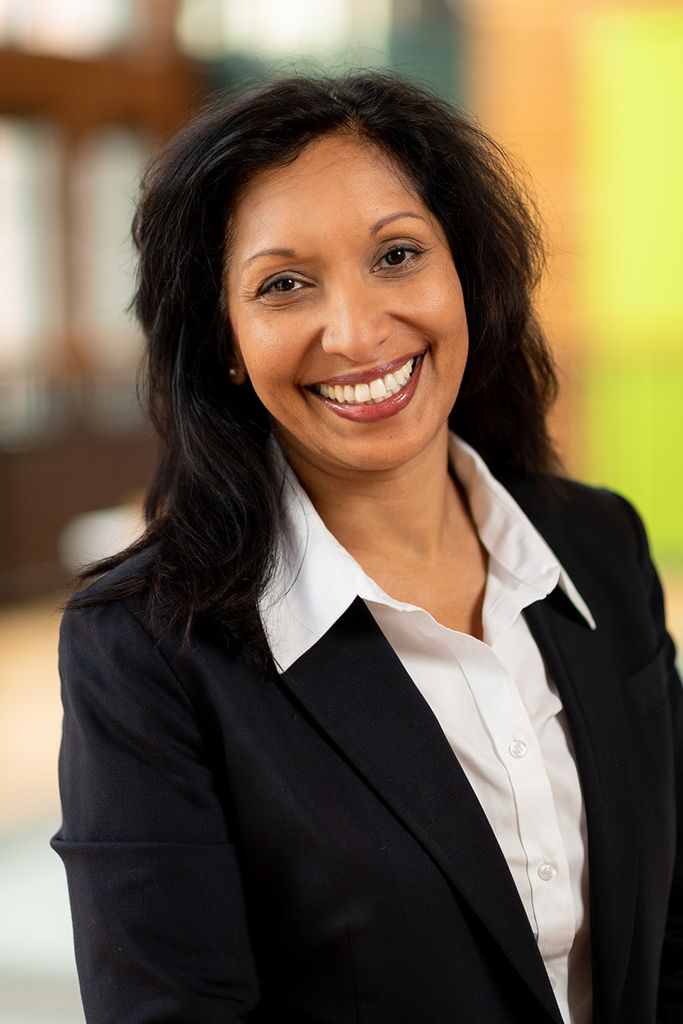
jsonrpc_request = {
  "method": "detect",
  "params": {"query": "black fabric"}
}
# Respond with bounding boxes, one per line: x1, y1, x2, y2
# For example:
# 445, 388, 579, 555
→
52, 479, 683, 1023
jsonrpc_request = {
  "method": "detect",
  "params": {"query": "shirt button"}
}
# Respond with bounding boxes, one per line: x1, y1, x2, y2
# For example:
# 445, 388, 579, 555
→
509, 739, 528, 758
537, 861, 557, 881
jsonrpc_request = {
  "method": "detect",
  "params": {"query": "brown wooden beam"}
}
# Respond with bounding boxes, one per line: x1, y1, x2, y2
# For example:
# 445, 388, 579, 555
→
0, 49, 203, 135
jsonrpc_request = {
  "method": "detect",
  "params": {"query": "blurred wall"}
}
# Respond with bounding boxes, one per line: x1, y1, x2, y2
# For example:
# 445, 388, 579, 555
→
463, 0, 683, 575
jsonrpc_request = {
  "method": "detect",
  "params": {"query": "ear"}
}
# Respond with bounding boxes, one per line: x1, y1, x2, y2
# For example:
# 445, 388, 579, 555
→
226, 325, 247, 385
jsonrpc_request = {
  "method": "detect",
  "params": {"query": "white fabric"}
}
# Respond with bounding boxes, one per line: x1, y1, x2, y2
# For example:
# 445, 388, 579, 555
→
260, 434, 595, 1024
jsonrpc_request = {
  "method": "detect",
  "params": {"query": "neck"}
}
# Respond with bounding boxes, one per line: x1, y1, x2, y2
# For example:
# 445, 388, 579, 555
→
280, 426, 466, 566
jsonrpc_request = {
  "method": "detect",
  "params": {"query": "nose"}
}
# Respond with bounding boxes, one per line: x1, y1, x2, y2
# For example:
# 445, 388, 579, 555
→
320, 280, 391, 363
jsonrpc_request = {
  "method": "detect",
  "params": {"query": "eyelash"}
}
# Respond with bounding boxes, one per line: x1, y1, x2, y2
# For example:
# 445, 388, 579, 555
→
257, 243, 424, 296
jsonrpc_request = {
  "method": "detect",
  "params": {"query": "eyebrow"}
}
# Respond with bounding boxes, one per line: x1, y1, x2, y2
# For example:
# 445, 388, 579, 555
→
370, 211, 428, 234
243, 246, 297, 268
241, 212, 428, 269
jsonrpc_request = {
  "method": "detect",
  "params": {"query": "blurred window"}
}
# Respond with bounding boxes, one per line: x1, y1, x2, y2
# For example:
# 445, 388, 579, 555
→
0, 118, 62, 444
73, 127, 147, 376
71, 127, 150, 436
0, 119, 151, 445
176, 0, 391, 63
0, 0, 133, 57
0, 118, 62, 374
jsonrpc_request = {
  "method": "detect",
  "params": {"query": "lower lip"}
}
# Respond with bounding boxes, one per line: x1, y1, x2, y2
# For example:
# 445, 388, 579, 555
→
309, 356, 424, 423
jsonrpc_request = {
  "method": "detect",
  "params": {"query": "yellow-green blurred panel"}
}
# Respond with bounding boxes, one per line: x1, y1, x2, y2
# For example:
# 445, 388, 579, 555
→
582, 360, 683, 563
580, 9, 683, 352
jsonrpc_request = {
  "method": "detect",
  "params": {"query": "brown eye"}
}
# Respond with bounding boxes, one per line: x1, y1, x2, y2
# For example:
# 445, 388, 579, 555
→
260, 275, 303, 295
377, 245, 422, 271
384, 247, 409, 266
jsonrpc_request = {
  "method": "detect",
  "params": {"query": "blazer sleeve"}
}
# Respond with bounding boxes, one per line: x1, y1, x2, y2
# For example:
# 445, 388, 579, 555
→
617, 497, 683, 1022
51, 597, 260, 1023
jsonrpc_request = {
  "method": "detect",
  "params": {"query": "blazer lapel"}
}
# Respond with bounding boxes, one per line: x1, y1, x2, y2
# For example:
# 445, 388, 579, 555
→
524, 590, 639, 1024
279, 598, 563, 1024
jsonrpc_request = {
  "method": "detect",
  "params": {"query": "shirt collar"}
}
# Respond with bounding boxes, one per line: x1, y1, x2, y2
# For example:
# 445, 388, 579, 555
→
448, 436, 595, 641
259, 434, 595, 672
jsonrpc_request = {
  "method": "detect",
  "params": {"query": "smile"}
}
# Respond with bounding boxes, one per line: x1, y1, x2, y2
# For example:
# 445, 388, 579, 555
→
308, 354, 424, 423
313, 357, 418, 405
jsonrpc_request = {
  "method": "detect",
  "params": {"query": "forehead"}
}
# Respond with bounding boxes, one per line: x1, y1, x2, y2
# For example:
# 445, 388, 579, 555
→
228, 133, 426, 254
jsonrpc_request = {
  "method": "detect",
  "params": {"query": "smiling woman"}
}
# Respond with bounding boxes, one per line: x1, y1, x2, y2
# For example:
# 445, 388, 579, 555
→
226, 134, 467, 468
52, 73, 682, 1024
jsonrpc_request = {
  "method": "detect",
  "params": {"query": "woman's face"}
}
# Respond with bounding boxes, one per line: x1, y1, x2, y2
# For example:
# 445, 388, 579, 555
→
225, 132, 468, 477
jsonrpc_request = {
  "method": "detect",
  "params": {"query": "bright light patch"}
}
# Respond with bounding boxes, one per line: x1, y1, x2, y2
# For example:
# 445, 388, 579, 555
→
578, 9, 683, 561
0, 0, 130, 56
176, 0, 391, 60
224, 0, 349, 53
0, 119, 62, 371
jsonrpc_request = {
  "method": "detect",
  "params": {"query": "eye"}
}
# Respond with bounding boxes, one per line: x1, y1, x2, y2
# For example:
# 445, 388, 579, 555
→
376, 245, 422, 270
259, 275, 305, 296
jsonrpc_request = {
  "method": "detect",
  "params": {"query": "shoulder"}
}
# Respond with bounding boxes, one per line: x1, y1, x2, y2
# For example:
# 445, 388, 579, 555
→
498, 470, 651, 588
60, 544, 161, 655
58, 552, 262, 753
500, 471, 666, 639
67, 542, 160, 606
498, 472, 644, 558
61, 545, 170, 673
60, 542, 254, 689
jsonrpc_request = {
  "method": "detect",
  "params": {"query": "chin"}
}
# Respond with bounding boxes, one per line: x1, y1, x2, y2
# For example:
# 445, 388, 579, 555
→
325, 431, 440, 475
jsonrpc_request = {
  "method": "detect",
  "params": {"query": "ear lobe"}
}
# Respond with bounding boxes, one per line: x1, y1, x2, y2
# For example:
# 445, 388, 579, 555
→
228, 334, 247, 385
228, 364, 248, 385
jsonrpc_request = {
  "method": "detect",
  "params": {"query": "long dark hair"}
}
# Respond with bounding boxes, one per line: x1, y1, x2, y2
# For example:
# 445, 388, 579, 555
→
71, 71, 559, 662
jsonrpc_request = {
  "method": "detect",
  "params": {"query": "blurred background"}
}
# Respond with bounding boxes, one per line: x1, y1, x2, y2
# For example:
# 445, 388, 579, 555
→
1, 0, 682, 1020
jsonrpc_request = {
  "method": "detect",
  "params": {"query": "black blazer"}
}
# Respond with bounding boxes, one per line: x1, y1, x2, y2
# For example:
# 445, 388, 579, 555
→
53, 477, 683, 1024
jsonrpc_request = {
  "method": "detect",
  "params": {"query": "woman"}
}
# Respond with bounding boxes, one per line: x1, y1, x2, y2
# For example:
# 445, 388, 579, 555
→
53, 73, 682, 1024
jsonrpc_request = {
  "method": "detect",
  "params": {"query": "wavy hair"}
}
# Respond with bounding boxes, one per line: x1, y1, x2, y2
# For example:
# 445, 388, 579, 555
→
72, 71, 559, 663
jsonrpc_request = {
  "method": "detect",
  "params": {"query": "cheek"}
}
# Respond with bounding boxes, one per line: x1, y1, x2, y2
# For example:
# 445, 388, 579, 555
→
445, 277, 468, 348
428, 280, 469, 350
413, 263, 467, 326
231, 315, 293, 385
234, 327, 308, 421
444, 294, 468, 337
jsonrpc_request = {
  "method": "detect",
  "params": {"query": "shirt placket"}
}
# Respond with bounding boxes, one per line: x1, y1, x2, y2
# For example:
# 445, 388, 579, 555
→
451, 641, 578, 963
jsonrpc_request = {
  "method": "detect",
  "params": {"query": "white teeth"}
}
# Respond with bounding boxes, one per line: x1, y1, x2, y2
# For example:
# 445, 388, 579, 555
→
369, 378, 387, 400
315, 357, 417, 405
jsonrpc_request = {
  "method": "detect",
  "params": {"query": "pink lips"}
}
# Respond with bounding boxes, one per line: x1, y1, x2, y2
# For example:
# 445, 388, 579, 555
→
309, 354, 424, 423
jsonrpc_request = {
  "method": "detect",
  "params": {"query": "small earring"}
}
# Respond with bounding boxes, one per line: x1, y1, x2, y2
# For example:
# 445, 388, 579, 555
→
229, 365, 247, 385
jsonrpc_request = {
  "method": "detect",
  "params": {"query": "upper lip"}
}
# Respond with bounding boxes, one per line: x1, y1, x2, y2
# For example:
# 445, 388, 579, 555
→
308, 350, 424, 388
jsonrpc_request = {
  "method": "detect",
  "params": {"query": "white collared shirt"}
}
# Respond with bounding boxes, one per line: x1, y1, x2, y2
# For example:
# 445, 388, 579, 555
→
260, 434, 595, 1024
